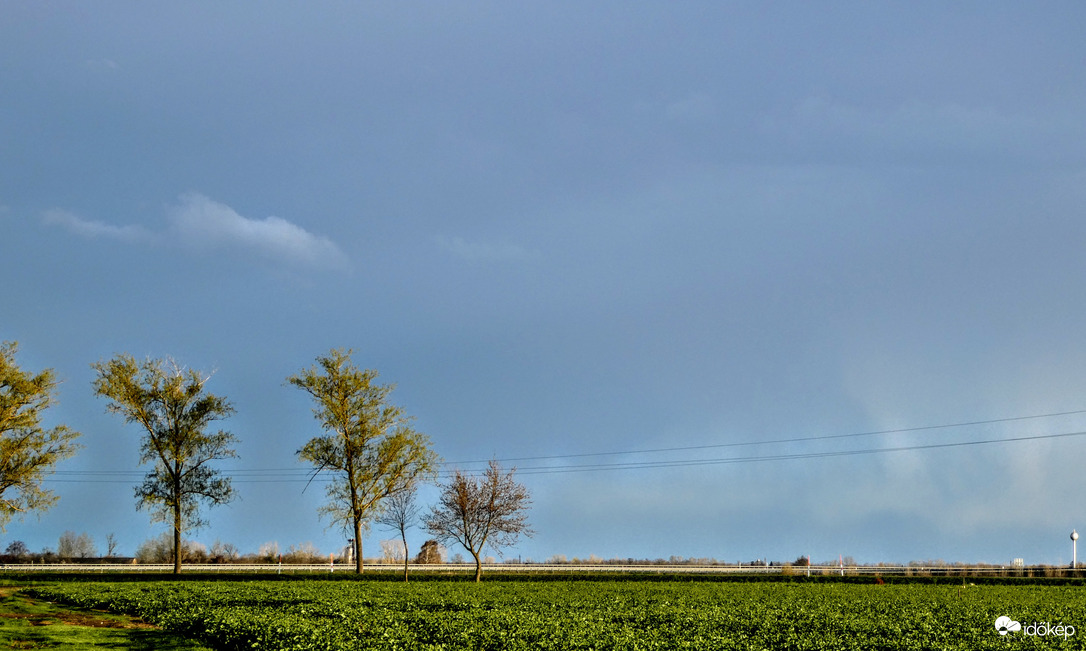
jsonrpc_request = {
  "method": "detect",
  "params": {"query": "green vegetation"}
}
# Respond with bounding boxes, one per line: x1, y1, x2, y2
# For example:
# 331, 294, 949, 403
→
0, 586, 213, 650
92, 354, 240, 575
0, 341, 82, 531
289, 348, 440, 574
23, 578, 1086, 650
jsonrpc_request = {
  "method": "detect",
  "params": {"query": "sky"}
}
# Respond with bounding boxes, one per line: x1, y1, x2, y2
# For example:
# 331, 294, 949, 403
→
3, 3, 1086, 567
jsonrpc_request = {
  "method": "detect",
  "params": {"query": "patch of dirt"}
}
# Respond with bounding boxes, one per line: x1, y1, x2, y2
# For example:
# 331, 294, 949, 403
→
51, 610, 157, 629
1, 610, 155, 629
0, 588, 156, 629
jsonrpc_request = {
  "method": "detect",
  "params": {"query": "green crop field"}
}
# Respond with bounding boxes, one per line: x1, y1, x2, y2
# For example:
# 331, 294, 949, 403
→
21, 578, 1086, 650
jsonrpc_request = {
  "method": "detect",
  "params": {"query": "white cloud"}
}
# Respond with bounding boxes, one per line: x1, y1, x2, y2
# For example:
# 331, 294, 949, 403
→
42, 196, 349, 271
436, 235, 539, 263
41, 209, 153, 243
168, 193, 349, 270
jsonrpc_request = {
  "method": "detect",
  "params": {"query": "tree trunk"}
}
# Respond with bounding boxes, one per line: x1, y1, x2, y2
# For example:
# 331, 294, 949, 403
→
173, 502, 182, 575
401, 528, 409, 582
472, 550, 482, 582
354, 517, 363, 574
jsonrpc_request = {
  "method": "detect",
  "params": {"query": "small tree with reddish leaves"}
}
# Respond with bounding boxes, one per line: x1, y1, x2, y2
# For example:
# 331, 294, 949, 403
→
425, 460, 532, 582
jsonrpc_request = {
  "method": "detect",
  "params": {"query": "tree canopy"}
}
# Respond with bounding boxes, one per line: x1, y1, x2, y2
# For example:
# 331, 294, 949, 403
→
0, 341, 82, 530
289, 348, 439, 574
426, 460, 532, 581
92, 353, 238, 573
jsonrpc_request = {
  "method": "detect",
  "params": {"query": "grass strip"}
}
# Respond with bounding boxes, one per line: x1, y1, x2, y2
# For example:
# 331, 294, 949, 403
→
0, 586, 214, 650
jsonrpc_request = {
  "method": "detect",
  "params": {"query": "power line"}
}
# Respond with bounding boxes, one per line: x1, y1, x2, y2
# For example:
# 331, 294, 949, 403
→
42, 409, 1086, 482
505, 429, 1086, 475
444, 408, 1086, 466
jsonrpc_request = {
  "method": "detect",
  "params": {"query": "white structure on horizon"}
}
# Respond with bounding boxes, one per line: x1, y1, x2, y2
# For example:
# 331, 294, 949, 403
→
1072, 530, 1079, 569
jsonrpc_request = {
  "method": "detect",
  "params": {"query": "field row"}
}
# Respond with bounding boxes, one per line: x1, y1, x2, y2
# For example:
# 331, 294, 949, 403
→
27, 580, 1086, 650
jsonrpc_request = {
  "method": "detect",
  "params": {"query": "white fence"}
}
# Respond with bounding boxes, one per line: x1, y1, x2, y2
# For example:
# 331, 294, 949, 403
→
0, 563, 1078, 576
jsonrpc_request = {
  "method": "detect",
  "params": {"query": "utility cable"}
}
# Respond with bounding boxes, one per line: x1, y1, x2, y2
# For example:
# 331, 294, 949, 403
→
42, 409, 1086, 482
444, 408, 1086, 466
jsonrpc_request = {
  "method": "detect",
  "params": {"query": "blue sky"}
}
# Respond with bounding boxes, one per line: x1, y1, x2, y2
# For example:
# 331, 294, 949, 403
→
4, 3, 1086, 566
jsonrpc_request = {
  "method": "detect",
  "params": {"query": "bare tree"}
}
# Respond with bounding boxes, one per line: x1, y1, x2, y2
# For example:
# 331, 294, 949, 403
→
257, 541, 280, 563
105, 533, 118, 557
92, 354, 238, 574
57, 530, 96, 559
210, 539, 239, 562
0, 341, 82, 529
135, 531, 202, 564
284, 542, 322, 564
426, 460, 532, 582
376, 487, 421, 581
288, 349, 439, 574
56, 531, 76, 560
4, 540, 28, 558
379, 539, 406, 563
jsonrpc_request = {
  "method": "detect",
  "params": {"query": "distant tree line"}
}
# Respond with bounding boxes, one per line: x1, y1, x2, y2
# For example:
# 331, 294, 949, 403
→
0, 342, 533, 580
0, 533, 463, 567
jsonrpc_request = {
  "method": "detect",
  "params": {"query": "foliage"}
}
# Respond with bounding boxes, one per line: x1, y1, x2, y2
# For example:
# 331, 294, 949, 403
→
92, 353, 238, 573
288, 348, 439, 573
57, 530, 97, 559
416, 539, 444, 564
426, 460, 532, 581
28, 579, 1086, 650
0, 341, 82, 530
3, 540, 28, 557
